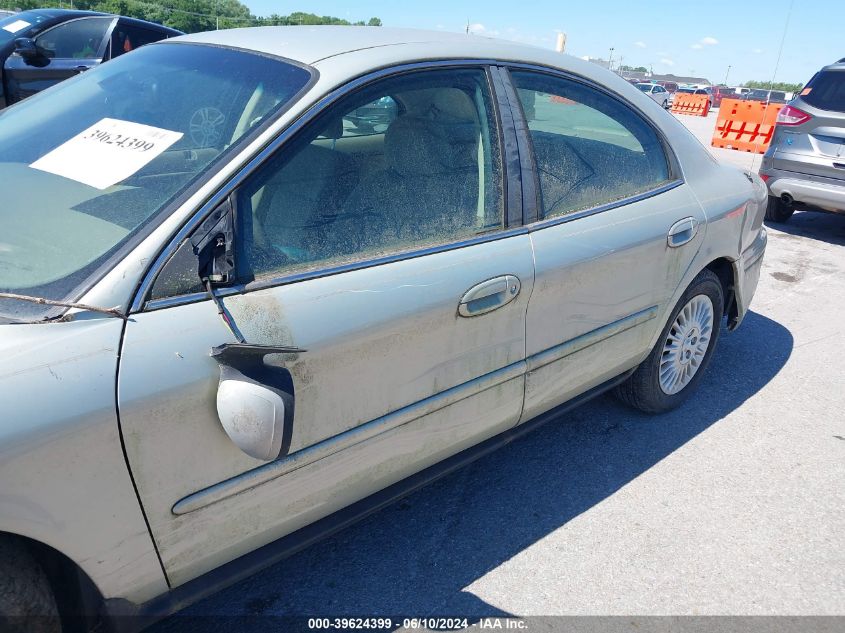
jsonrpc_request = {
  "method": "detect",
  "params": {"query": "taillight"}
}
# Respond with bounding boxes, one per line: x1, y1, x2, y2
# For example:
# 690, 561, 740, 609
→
760, 174, 771, 183
776, 105, 811, 126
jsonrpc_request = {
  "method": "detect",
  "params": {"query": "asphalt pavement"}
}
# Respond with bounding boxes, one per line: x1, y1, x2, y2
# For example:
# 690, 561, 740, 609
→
150, 107, 845, 631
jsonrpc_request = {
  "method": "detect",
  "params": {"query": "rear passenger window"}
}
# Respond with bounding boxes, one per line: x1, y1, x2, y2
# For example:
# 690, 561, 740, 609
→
511, 70, 671, 220
803, 70, 845, 112
109, 24, 168, 59
238, 68, 503, 281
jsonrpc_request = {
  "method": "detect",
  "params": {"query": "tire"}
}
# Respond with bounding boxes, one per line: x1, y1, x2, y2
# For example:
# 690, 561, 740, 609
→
764, 195, 794, 223
615, 269, 723, 413
0, 539, 61, 633
662, 99, 668, 109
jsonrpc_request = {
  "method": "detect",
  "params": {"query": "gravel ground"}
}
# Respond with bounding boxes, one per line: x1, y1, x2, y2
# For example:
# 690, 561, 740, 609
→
150, 105, 845, 631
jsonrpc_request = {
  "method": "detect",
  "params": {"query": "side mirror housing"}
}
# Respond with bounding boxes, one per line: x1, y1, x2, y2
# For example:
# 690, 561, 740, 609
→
14, 38, 45, 65
216, 378, 286, 461
211, 343, 300, 462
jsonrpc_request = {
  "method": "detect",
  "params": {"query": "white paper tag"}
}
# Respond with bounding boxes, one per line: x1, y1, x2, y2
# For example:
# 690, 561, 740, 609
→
2, 20, 31, 34
30, 118, 184, 190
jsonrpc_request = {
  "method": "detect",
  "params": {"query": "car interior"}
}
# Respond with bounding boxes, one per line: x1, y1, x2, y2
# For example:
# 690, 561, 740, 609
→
238, 76, 503, 281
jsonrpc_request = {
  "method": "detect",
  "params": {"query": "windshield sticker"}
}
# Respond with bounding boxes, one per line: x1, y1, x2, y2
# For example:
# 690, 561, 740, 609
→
30, 118, 184, 190
2, 20, 31, 34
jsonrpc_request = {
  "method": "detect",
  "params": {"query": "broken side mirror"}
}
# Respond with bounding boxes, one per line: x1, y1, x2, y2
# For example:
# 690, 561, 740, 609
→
191, 197, 235, 285
212, 343, 300, 461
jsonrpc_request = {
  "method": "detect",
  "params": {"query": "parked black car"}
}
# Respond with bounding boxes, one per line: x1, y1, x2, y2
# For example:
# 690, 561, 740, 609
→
742, 89, 787, 104
0, 9, 181, 108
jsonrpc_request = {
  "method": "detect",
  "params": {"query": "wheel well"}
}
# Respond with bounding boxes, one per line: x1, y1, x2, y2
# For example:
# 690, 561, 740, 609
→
1, 532, 104, 632
705, 258, 738, 326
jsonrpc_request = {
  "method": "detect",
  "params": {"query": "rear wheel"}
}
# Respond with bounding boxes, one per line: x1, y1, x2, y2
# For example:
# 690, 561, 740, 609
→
764, 195, 794, 223
615, 269, 723, 413
0, 539, 61, 633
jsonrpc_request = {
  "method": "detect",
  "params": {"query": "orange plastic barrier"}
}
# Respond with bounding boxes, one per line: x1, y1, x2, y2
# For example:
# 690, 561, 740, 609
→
671, 93, 710, 116
550, 95, 577, 105
711, 98, 783, 154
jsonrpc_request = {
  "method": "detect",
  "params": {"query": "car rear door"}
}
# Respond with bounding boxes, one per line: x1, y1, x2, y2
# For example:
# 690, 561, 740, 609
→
505, 67, 707, 421
117, 64, 535, 586
3, 16, 114, 103
770, 68, 845, 181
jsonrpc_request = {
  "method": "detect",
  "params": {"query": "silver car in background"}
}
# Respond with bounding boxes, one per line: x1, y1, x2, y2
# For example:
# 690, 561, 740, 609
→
635, 82, 670, 108
0, 27, 767, 631
759, 60, 845, 222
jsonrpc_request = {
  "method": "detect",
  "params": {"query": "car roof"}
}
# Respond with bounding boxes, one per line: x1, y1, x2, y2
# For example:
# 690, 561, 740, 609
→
118, 16, 182, 34
9, 9, 179, 32
15, 8, 106, 19
173, 25, 589, 68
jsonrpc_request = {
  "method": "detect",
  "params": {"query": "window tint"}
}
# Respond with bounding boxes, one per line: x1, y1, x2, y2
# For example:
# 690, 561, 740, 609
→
109, 23, 168, 59
803, 70, 845, 112
35, 17, 112, 59
511, 70, 671, 220
237, 68, 503, 282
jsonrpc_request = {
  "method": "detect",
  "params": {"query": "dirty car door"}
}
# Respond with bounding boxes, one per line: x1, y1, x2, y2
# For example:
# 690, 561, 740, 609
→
117, 66, 534, 586
508, 69, 707, 421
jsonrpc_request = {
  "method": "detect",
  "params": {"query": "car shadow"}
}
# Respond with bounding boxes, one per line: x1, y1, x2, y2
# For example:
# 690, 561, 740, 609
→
766, 209, 845, 246
152, 310, 793, 631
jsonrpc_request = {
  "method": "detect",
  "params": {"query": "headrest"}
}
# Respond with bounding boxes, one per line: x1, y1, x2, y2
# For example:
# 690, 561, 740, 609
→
385, 116, 456, 177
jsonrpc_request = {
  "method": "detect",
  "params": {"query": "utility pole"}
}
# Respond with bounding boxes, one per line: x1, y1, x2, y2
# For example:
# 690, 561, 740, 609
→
724, 64, 732, 86
608, 47, 614, 71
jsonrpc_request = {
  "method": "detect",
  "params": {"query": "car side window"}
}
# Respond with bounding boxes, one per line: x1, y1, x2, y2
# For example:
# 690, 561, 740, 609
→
35, 17, 112, 59
511, 70, 671, 220
108, 23, 167, 60
236, 68, 504, 282
340, 96, 400, 137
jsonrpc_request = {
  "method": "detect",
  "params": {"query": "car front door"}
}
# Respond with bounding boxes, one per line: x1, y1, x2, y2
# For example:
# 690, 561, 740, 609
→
117, 65, 535, 586
507, 68, 707, 422
3, 16, 114, 103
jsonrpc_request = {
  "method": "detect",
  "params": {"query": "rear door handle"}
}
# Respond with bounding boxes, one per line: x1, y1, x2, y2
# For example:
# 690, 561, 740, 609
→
458, 275, 521, 317
667, 217, 699, 248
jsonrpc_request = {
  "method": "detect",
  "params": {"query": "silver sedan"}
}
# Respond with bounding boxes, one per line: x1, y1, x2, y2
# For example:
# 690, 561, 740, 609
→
635, 82, 671, 108
0, 26, 767, 630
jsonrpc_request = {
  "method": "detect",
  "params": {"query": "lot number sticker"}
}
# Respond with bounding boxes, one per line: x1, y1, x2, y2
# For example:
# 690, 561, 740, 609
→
30, 118, 184, 190
2, 20, 31, 34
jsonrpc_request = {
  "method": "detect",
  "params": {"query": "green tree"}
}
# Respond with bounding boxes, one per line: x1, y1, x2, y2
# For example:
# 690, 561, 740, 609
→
1, 2, 381, 34
743, 80, 803, 93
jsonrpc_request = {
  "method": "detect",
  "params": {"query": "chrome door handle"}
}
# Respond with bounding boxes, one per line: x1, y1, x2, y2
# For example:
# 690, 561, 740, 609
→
667, 217, 698, 248
458, 275, 521, 317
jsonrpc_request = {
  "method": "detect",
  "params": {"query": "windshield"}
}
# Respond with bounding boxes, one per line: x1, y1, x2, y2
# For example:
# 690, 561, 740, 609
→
0, 42, 312, 320
0, 10, 54, 45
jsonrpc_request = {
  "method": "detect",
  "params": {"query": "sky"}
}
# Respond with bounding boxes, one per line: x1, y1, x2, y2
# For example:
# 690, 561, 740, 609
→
244, 0, 840, 85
